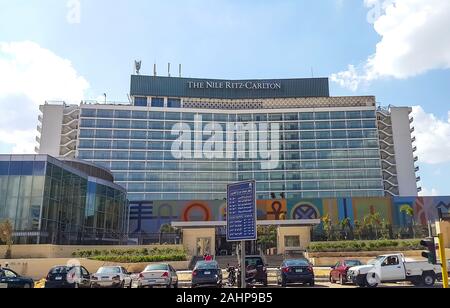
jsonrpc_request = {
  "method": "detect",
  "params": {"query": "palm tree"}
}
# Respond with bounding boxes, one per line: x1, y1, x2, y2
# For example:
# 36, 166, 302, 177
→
339, 218, 351, 240
321, 214, 333, 241
400, 205, 415, 238
0, 220, 13, 259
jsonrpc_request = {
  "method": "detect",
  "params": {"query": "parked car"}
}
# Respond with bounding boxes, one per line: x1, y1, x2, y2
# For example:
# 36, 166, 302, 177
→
0, 268, 34, 289
137, 264, 178, 288
330, 260, 363, 285
44, 265, 91, 288
191, 261, 223, 288
237, 256, 268, 287
347, 253, 450, 288
91, 266, 132, 288
277, 259, 315, 287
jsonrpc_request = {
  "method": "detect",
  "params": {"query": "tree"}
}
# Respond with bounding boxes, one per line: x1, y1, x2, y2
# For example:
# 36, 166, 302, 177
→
321, 214, 333, 241
257, 226, 277, 253
400, 205, 415, 238
339, 218, 351, 240
159, 224, 176, 245
0, 220, 13, 259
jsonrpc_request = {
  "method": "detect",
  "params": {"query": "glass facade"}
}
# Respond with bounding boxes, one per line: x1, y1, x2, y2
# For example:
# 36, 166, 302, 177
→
0, 156, 128, 245
78, 107, 384, 202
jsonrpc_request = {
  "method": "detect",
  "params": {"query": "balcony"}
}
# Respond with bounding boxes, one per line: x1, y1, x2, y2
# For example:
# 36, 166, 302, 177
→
413, 146, 418, 152
416, 176, 421, 182
414, 156, 419, 162
36, 125, 41, 133
410, 127, 415, 133
415, 166, 420, 172
417, 187, 422, 193
409, 117, 414, 124
35, 135, 40, 143
411, 136, 416, 143
34, 146, 40, 153
38, 114, 43, 123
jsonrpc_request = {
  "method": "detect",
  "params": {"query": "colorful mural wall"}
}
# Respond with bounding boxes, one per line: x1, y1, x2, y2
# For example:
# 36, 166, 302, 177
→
128, 197, 450, 234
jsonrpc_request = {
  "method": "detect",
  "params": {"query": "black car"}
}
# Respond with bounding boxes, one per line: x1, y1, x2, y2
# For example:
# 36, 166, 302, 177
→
0, 268, 34, 289
237, 256, 268, 287
45, 265, 91, 288
277, 259, 315, 287
191, 261, 223, 288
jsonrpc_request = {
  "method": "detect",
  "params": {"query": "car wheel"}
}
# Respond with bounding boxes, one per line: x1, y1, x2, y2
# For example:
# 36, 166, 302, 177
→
120, 281, 125, 288
422, 272, 436, 287
365, 277, 378, 288
309, 281, 315, 287
23, 283, 32, 289
74, 283, 79, 289
174, 282, 179, 289
281, 278, 287, 288
339, 275, 345, 285
263, 280, 268, 287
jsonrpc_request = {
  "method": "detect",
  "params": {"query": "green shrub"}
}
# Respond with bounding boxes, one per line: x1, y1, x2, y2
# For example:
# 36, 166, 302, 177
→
308, 240, 422, 253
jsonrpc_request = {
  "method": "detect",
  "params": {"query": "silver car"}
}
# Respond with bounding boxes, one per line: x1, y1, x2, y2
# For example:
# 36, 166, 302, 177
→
137, 264, 178, 288
91, 266, 132, 288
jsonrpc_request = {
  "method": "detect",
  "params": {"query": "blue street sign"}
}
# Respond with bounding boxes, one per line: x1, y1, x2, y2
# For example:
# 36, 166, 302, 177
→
226, 181, 257, 242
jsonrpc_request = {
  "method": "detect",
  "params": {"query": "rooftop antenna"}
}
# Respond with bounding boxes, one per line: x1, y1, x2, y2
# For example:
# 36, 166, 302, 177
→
179, 64, 182, 77
103, 93, 107, 104
168, 63, 171, 77
134, 60, 142, 75
153, 63, 157, 77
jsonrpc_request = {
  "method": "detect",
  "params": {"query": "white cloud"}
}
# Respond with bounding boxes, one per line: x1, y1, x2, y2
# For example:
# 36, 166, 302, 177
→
411, 106, 450, 164
331, 0, 450, 90
420, 187, 440, 197
0, 41, 89, 154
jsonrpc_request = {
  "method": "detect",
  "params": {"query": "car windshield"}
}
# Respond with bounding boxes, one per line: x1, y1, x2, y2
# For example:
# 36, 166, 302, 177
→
346, 260, 362, 267
50, 267, 69, 274
196, 261, 218, 270
97, 267, 121, 274
368, 256, 385, 265
285, 259, 309, 267
145, 265, 168, 271
246, 258, 264, 267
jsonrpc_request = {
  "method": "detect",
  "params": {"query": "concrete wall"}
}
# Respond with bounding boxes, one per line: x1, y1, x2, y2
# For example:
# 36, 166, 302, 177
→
277, 226, 311, 254
437, 221, 450, 248
0, 244, 184, 259
38, 104, 64, 156
182, 228, 215, 257
390, 107, 418, 196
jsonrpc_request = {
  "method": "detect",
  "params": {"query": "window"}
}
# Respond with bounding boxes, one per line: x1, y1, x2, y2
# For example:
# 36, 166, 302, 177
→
134, 97, 148, 107
97, 110, 114, 118
81, 109, 96, 117
115, 110, 131, 118
151, 98, 165, 108
167, 98, 181, 108
284, 236, 301, 248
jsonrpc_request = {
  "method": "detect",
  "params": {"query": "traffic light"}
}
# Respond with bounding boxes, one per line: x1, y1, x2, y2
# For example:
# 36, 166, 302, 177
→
420, 237, 437, 265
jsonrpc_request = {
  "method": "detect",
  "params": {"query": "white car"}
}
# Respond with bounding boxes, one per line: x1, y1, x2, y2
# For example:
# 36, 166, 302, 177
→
347, 253, 450, 288
137, 264, 178, 288
91, 266, 132, 288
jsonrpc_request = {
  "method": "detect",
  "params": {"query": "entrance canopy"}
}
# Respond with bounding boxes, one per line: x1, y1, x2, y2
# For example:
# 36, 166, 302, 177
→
172, 219, 320, 229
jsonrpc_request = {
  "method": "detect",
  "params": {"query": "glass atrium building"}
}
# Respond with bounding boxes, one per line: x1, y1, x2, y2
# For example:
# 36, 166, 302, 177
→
0, 155, 128, 245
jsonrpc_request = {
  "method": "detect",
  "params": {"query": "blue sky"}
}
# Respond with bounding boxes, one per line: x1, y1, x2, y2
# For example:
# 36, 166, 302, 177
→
1, 0, 450, 195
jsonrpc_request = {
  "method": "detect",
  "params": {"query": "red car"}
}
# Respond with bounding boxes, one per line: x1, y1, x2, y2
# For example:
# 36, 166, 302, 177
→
329, 260, 363, 285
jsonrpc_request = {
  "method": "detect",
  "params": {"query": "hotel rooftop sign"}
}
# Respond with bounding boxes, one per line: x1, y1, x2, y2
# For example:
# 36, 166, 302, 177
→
130, 75, 330, 99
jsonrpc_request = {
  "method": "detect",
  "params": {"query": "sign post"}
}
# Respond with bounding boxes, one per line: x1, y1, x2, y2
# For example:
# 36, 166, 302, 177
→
227, 181, 257, 288
438, 233, 449, 289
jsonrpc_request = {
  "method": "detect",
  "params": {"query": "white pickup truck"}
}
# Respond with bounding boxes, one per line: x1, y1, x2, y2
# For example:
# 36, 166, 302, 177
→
347, 253, 450, 288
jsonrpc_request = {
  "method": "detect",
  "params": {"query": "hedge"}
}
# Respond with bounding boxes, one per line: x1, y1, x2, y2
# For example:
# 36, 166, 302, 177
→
307, 240, 422, 252
72, 247, 188, 263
